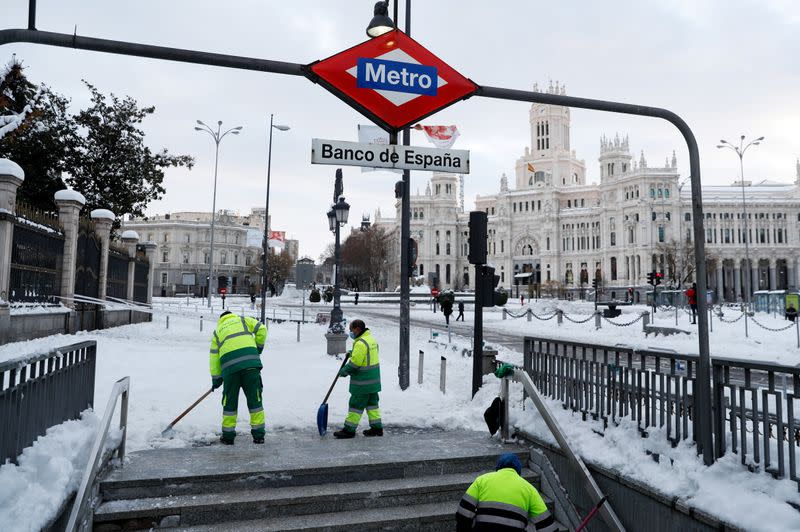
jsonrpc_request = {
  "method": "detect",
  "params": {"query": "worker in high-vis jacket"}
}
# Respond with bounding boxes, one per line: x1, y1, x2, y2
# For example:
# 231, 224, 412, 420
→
209, 310, 267, 445
456, 453, 558, 532
333, 319, 383, 439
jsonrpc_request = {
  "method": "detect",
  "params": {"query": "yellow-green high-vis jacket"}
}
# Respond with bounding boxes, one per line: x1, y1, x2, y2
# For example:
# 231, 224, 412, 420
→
338, 329, 381, 394
210, 314, 267, 379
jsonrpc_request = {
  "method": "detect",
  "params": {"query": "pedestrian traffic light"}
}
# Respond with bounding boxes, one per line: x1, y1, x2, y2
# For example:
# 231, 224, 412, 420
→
655, 272, 663, 286
468, 211, 488, 265
591, 278, 598, 290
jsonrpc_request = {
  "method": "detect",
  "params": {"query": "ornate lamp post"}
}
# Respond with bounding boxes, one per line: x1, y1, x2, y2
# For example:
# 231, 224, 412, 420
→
325, 170, 350, 355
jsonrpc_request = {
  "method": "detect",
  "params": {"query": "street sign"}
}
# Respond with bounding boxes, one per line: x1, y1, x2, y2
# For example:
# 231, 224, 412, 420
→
309, 30, 477, 132
219, 287, 227, 295
311, 138, 469, 173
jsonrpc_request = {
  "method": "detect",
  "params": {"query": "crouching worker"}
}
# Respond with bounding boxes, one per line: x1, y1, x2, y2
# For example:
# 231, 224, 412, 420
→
334, 319, 383, 438
210, 310, 267, 445
456, 453, 558, 531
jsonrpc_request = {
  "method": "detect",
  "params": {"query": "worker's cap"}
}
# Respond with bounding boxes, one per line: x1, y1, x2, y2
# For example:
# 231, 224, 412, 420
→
495, 453, 522, 474
220, 310, 232, 318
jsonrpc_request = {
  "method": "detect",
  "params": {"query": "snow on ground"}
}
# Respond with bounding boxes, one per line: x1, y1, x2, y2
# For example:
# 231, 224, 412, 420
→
3, 295, 800, 531
0, 412, 101, 532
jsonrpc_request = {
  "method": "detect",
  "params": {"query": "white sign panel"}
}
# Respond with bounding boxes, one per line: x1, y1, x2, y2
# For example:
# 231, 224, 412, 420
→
311, 138, 469, 173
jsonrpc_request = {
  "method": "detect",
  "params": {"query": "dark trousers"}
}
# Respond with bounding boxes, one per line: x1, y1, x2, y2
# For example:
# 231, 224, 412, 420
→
456, 311, 464, 321
690, 304, 697, 323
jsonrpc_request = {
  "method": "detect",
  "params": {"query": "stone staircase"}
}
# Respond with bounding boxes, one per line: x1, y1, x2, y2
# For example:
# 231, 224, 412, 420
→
91, 430, 562, 531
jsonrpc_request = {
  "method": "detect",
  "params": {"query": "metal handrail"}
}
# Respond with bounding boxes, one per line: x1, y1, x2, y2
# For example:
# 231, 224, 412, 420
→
66, 376, 130, 532
501, 369, 626, 532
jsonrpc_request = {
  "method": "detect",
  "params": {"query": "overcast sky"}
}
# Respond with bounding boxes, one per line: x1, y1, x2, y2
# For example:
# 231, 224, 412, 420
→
2, 1, 798, 259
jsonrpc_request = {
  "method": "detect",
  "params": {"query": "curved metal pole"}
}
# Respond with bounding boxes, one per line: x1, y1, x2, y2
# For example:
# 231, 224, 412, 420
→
0, 28, 307, 77
476, 85, 713, 465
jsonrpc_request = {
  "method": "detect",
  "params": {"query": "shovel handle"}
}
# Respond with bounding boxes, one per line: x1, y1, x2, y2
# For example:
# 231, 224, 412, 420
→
322, 354, 350, 405
162, 388, 214, 434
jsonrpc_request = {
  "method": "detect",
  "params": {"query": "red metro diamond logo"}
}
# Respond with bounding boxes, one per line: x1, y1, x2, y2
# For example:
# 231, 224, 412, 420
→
309, 30, 477, 132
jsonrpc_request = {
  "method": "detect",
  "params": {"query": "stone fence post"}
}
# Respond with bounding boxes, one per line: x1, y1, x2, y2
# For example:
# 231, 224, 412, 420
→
54, 189, 86, 308
91, 209, 115, 301
142, 241, 157, 305
121, 230, 140, 301
0, 159, 24, 302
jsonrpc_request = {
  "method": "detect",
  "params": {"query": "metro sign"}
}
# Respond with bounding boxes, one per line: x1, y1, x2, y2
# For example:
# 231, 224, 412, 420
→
309, 30, 477, 132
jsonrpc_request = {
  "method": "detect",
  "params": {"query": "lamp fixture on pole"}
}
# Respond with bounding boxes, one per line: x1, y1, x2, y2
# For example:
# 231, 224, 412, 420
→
194, 120, 242, 308
717, 135, 764, 305
366, 0, 394, 38
260, 114, 290, 323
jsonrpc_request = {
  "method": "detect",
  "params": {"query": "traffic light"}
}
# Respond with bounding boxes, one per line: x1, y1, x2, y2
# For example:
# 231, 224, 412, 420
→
468, 211, 488, 265
646, 271, 656, 285
479, 265, 506, 307
592, 278, 598, 290
655, 272, 663, 286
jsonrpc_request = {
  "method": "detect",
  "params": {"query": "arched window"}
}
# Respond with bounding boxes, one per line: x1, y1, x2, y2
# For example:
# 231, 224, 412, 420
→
610, 257, 617, 281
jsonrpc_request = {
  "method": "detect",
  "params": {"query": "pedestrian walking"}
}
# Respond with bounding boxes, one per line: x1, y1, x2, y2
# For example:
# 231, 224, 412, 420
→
334, 319, 383, 439
250, 293, 256, 309
456, 301, 465, 321
354, 292, 359, 305
520, 294, 525, 306
786, 304, 797, 322
456, 453, 557, 531
209, 310, 267, 445
686, 283, 698, 324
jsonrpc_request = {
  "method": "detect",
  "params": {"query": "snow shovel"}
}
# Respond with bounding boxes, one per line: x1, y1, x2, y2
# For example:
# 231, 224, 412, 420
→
161, 388, 214, 437
317, 354, 350, 436
576, 495, 608, 531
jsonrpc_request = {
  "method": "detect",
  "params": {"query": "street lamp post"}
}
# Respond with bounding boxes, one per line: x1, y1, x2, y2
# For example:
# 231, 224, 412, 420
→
194, 120, 242, 308
324, 170, 350, 356
717, 135, 764, 305
260, 114, 290, 323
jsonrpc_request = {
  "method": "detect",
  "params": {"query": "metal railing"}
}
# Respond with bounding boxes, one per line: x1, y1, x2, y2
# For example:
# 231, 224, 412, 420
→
523, 336, 800, 486
66, 376, 130, 532
0, 341, 96, 464
500, 368, 626, 531
9, 217, 64, 303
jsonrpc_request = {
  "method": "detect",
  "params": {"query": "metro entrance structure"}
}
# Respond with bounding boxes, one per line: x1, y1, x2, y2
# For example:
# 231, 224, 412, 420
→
2, 0, 714, 471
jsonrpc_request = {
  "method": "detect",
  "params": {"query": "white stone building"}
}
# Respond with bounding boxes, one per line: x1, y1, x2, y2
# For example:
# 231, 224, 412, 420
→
123, 208, 299, 297
375, 81, 800, 303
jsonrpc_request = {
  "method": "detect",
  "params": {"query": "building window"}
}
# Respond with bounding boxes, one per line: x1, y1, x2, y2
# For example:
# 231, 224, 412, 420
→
161, 272, 168, 284
446, 264, 451, 284
650, 188, 655, 198
501, 240, 504, 253
446, 243, 451, 255
658, 226, 665, 243
163, 233, 169, 242
147, 233, 153, 242
245, 255, 251, 266
611, 257, 617, 281
436, 243, 440, 255
185, 234, 191, 243
204, 252, 210, 264
234, 253, 239, 265
546, 237, 550, 250
513, 203, 517, 213
221, 251, 227, 264
652, 211, 657, 221
182, 252, 190, 264
162, 251, 169, 262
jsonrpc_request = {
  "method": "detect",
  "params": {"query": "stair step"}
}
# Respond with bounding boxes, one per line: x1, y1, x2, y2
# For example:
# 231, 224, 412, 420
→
101, 448, 530, 501
94, 470, 544, 528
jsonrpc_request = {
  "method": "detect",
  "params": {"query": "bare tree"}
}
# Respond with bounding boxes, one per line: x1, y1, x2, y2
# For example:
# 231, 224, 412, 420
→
340, 226, 390, 291
656, 238, 716, 287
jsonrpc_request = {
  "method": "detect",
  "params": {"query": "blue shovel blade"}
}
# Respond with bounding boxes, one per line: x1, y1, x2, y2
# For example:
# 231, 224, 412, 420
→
317, 403, 329, 436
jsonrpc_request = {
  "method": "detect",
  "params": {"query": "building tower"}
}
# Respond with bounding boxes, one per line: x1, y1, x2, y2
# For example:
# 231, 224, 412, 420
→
598, 134, 633, 181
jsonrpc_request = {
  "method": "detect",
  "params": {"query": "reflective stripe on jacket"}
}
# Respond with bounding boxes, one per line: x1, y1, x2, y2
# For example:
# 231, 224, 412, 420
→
455, 468, 557, 532
210, 314, 267, 378
339, 329, 381, 394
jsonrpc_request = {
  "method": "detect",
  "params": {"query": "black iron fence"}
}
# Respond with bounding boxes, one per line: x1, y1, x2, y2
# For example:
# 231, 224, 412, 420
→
74, 218, 101, 299
0, 341, 96, 464
523, 336, 800, 486
133, 259, 148, 303
7, 211, 64, 303
107, 249, 128, 300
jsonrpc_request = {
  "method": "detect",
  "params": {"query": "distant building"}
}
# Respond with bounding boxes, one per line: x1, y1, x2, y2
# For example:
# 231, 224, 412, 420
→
375, 81, 800, 303
123, 208, 299, 297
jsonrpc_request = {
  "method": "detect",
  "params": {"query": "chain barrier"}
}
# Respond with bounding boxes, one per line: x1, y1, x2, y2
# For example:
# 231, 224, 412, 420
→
530, 311, 558, 321
749, 315, 796, 332
562, 313, 596, 324
602, 314, 645, 327
717, 312, 745, 324
505, 310, 529, 319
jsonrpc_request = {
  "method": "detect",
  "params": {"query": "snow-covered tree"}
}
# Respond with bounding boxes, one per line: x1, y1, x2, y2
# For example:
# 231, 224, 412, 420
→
0, 58, 76, 210
66, 82, 193, 221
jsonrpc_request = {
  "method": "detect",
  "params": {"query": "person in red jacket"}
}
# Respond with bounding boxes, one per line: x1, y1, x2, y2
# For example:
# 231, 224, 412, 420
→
686, 283, 697, 324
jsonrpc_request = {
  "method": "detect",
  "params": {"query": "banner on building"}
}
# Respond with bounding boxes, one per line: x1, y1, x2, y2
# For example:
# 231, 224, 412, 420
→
268, 231, 286, 249
357, 124, 401, 174
413, 124, 460, 150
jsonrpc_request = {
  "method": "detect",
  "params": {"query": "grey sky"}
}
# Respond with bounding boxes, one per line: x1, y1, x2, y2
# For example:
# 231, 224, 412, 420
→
1, 0, 798, 259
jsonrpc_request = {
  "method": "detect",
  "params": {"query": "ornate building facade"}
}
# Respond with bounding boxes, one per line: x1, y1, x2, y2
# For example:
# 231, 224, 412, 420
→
375, 81, 800, 302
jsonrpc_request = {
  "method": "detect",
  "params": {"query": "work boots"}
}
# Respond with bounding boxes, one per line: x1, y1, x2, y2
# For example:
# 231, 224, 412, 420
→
333, 429, 356, 439
363, 427, 384, 437
253, 437, 265, 444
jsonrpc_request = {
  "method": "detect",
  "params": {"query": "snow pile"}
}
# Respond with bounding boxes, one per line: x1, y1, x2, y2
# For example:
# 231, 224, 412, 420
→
53, 189, 86, 205
513, 395, 800, 532
0, 411, 101, 532
0, 158, 24, 180
90, 209, 115, 221
120, 230, 139, 241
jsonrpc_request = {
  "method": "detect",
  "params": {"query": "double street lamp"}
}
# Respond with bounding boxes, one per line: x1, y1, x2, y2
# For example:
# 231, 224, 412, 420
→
194, 120, 242, 308
717, 135, 764, 303
260, 114, 290, 323
327, 194, 350, 333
